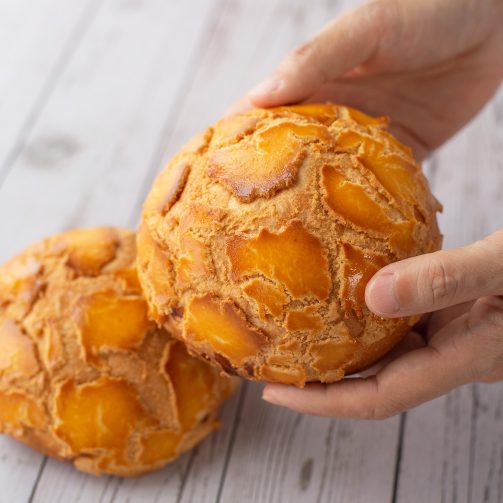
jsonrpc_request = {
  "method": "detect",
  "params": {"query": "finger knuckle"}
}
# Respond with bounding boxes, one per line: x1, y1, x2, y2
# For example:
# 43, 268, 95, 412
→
282, 39, 328, 82
291, 40, 314, 59
472, 296, 503, 334
485, 298, 503, 329
284, 41, 316, 70
359, 376, 397, 420
484, 230, 503, 279
372, 399, 402, 420
424, 258, 458, 309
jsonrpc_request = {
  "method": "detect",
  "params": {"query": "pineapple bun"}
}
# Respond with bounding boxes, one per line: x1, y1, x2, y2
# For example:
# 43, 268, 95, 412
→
0, 227, 234, 476
138, 103, 442, 387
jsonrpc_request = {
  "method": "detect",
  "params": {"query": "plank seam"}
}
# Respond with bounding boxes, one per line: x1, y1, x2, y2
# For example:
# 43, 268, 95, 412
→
468, 383, 479, 503
109, 475, 123, 503
215, 382, 249, 503
391, 412, 407, 503
9, 3, 105, 500
0, 0, 104, 190
315, 419, 336, 503
26, 456, 48, 503
175, 449, 198, 503
126, 0, 231, 227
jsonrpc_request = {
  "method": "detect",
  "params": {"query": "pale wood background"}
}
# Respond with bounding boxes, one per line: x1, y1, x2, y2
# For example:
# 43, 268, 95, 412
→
0, 0, 501, 502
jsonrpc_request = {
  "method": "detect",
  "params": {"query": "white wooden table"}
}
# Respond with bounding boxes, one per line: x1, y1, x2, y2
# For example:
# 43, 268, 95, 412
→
0, 1, 502, 501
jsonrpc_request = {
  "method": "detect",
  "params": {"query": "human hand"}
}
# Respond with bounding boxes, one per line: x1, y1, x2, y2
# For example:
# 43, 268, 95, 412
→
231, 0, 503, 160
262, 230, 503, 419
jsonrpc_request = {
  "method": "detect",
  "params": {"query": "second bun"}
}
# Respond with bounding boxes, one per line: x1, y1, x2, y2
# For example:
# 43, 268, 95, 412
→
0, 228, 234, 476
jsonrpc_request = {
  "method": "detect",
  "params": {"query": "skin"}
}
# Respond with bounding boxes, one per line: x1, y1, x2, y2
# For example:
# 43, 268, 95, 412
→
231, 0, 503, 419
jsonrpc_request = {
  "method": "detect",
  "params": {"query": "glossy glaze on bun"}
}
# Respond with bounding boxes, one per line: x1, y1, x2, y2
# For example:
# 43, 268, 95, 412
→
138, 103, 442, 387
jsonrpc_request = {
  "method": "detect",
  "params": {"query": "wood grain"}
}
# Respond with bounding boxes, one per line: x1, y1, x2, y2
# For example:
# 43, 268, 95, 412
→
0, 0, 232, 501
0, 1, 101, 499
396, 89, 503, 503
217, 383, 401, 503
0, 0, 98, 182
0, 0, 502, 501
127, 1, 401, 501
467, 90, 503, 503
396, 389, 473, 503
0, 0, 218, 262
0, 439, 46, 503
469, 383, 503, 503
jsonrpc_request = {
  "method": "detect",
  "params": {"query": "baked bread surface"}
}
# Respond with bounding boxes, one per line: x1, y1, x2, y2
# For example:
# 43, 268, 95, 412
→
0, 227, 234, 476
139, 103, 442, 387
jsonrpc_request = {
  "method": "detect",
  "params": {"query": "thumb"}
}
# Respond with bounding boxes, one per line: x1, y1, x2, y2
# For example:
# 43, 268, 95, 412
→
248, 1, 386, 107
365, 230, 503, 317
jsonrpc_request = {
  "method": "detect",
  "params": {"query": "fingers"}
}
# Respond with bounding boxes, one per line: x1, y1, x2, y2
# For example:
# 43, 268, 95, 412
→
246, 0, 501, 109
248, 1, 386, 107
262, 346, 460, 419
262, 312, 488, 419
355, 331, 425, 377
461, 295, 503, 383
365, 230, 503, 317
263, 293, 503, 419
425, 301, 474, 339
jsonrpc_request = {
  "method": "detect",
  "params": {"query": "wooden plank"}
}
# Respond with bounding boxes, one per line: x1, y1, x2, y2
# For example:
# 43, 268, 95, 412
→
0, 0, 97, 179
126, 0, 401, 500
0, 0, 234, 501
470, 383, 503, 503
128, 0, 360, 222
0, 0, 217, 262
396, 389, 472, 503
426, 93, 503, 250
0, 2, 101, 500
396, 89, 503, 502
463, 88, 503, 503
218, 383, 400, 503
0, 438, 46, 503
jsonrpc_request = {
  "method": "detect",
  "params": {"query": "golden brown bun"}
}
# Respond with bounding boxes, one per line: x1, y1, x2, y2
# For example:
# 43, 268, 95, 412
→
138, 103, 442, 387
0, 227, 235, 476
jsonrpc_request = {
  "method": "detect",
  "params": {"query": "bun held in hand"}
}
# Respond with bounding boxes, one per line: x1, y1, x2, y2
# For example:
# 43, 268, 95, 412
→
138, 103, 442, 387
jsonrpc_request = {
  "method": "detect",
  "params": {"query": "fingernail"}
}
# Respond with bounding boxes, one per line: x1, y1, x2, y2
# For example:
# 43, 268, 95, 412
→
365, 272, 401, 315
249, 78, 282, 97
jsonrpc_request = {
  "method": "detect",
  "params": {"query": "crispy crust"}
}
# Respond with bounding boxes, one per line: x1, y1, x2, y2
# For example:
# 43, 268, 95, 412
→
0, 227, 235, 476
139, 103, 442, 387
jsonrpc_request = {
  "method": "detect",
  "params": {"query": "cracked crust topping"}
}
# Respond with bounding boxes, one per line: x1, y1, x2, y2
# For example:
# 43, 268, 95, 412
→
208, 120, 333, 202
139, 103, 442, 387
0, 227, 235, 476
226, 221, 331, 301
